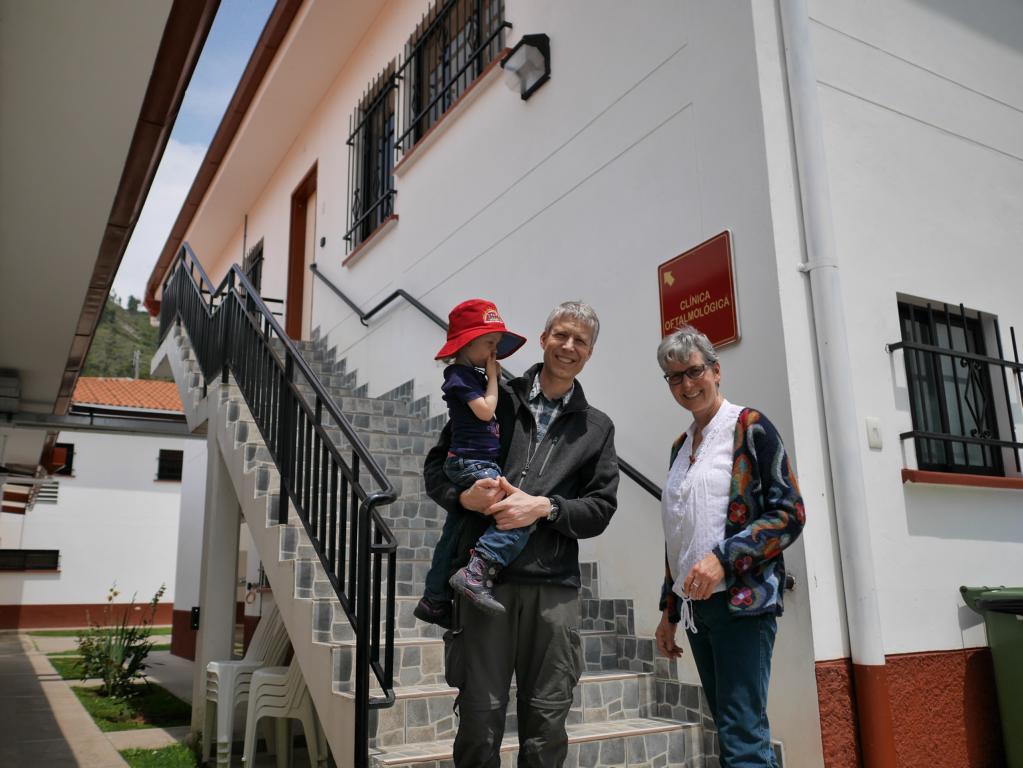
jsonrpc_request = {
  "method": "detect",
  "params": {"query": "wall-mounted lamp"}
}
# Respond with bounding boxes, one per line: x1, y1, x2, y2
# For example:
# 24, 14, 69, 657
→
501, 34, 550, 100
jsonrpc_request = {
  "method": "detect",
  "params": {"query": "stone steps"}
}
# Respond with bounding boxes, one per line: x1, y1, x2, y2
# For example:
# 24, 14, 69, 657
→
355, 670, 660, 749
370, 717, 702, 767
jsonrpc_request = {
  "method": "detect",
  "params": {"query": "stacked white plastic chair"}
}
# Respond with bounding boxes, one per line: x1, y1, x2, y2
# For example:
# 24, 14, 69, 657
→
242, 660, 326, 767
202, 604, 290, 767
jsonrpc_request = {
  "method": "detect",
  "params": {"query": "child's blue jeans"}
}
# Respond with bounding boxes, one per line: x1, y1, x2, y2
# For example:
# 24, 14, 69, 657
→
423, 456, 534, 601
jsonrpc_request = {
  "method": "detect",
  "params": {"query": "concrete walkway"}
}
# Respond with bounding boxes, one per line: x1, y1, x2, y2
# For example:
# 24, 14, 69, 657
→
0, 632, 126, 767
1, 631, 322, 766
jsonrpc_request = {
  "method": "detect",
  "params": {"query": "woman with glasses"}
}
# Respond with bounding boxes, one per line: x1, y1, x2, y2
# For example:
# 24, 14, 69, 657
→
653, 324, 805, 768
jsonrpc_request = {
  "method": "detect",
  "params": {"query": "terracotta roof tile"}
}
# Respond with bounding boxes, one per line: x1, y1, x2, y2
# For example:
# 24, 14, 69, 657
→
72, 378, 183, 413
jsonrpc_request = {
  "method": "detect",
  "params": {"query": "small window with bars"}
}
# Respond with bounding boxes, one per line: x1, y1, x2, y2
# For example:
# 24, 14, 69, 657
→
345, 64, 397, 254
243, 239, 264, 293
0, 549, 60, 571
157, 449, 184, 482
54, 442, 74, 476
891, 299, 1023, 476
394, 0, 509, 159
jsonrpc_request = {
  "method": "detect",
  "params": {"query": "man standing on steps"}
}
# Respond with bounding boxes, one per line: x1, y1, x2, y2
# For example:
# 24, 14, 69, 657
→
423, 301, 619, 767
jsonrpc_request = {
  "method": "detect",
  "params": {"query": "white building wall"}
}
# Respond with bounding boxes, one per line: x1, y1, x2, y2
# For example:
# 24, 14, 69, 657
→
172, 438, 208, 612
0, 430, 187, 608
800, 0, 1023, 658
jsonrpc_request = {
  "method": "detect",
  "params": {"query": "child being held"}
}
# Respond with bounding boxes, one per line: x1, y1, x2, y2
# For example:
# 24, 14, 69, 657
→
414, 299, 527, 627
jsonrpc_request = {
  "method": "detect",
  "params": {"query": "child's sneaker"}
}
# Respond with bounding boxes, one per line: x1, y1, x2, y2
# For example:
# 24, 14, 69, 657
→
449, 550, 505, 615
413, 596, 452, 629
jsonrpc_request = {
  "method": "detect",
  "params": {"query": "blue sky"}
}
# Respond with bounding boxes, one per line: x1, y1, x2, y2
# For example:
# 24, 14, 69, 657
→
113, 0, 275, 305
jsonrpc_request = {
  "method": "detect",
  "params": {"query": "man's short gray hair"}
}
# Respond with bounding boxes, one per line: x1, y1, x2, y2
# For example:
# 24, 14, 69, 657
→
544, 301, 600, 346
657, 325, 718, 371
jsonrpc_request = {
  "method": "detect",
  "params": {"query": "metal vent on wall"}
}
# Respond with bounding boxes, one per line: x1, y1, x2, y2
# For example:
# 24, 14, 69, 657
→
35, 480, 59, 504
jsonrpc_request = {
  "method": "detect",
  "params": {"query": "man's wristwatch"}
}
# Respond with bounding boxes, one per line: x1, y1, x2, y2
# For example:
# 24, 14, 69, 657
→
546, 497, 561, 523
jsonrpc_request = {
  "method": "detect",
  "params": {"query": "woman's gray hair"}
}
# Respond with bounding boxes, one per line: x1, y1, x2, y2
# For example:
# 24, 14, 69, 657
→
544, 301, 600, 346
657, 325, 718, 371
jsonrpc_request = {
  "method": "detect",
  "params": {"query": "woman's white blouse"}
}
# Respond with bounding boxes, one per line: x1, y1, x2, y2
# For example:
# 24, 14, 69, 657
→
661, 399, 742, 622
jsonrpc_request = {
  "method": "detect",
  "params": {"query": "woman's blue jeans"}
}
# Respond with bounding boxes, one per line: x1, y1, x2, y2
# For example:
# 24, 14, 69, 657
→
686, 593, 779, 768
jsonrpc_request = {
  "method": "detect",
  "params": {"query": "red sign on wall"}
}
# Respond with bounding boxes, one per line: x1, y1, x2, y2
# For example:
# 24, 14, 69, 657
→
658, 231, 739, 347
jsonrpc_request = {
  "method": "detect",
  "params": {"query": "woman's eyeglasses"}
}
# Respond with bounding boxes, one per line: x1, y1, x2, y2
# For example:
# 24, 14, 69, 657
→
663, 365, 708, 386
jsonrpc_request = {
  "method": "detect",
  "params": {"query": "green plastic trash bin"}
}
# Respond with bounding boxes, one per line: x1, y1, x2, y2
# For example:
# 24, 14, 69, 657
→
961, 585, 1023, 768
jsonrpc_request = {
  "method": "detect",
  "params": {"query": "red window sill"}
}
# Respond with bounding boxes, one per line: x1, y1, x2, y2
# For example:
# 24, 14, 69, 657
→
901, 469, 1023, 490
342, 214, 399, 268
393, 49, 510, 177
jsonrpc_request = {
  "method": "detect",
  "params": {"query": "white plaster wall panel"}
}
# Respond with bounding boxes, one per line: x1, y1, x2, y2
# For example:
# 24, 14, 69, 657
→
173, 439, 208, 611
809, 0, 1023, 109
68, 430, 192, 494
749, 0, 851, 664
0, 514, 25, 551
810, 9, 1023, 655
6, 431, 185, 606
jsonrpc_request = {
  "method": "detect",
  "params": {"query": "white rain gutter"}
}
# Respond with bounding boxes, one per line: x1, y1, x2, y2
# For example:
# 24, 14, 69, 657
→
778, 1, 898, 764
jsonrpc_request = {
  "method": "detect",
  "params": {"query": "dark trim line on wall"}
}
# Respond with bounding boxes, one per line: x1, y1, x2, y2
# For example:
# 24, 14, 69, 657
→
144, 0, 305, 316
57, 0, 220, 418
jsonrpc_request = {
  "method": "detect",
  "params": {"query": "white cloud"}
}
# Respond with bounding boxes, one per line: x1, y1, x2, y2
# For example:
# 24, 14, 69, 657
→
113, 138, 206, 305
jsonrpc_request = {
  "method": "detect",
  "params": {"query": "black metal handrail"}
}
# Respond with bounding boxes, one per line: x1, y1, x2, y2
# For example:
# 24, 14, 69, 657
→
159, 244, 397, 768
309, 263, 665, 500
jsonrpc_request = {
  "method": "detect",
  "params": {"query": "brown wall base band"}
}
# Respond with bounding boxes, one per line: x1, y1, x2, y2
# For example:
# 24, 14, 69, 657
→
170, 602, 247, 662
817, 649, 1005, 767
0, 602, 173, 629
242, 614, 260, 655
170, 609, 197, 660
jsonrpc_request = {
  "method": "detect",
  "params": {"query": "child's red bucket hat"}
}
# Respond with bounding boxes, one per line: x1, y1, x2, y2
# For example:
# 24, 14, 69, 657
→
435, 299, 526, 360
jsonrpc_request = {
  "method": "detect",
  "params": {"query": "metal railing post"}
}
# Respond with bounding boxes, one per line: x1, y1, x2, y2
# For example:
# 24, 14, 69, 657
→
278, 353, 293, 525
222, 271, 235, 384
354, 499, 373, 768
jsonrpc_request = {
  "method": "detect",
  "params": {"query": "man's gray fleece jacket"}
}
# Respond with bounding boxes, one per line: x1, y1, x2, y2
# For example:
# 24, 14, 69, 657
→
424, 363, 619, 588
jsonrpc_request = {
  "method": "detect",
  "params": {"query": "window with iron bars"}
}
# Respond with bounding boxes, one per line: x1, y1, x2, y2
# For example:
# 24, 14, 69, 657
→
157, 449, 184, 482
394, 0, 509, 159
0, 549, 60, 571
243, 239, 264, 293
345, 64, 397, 254
890, 299, 1023, 476
54, 442, 74, 476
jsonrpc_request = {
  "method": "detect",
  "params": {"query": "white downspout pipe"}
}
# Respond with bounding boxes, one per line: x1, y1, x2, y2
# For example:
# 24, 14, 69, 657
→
778, 1, 898, 764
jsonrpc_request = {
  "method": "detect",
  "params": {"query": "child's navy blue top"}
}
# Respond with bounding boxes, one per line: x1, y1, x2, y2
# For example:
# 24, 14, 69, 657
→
442, 364, 500, 459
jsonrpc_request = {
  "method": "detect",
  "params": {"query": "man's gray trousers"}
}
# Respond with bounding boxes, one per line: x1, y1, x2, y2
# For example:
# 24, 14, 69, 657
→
445, 582, 583, 767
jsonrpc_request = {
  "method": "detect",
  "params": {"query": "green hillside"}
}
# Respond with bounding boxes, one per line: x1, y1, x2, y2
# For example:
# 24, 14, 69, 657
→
82, 296, 165, 379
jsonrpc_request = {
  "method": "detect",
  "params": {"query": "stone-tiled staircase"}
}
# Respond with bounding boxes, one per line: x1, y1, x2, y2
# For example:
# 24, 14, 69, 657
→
159, 325, 723, 768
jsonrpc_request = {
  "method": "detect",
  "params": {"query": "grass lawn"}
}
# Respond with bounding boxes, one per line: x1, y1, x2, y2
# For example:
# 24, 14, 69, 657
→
71, 684, 191, 732
48, 656, 86, 679
120, 744, 199, 768
47, 648, 172, 680
47, 644, 170, 659
29, 626, 172, 638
